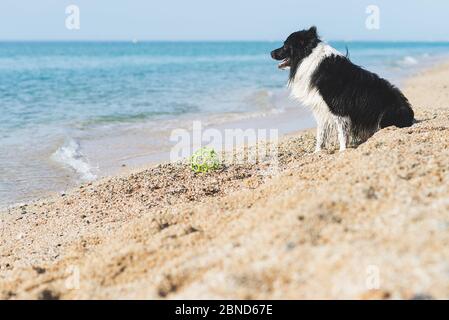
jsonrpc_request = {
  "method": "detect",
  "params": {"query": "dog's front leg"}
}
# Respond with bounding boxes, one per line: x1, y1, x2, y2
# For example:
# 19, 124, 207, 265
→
335, 116, 348, 152
314, 122, 325, 153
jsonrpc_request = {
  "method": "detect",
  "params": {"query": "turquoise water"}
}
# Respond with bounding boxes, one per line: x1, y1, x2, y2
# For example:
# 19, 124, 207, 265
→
1, 41, 449, 206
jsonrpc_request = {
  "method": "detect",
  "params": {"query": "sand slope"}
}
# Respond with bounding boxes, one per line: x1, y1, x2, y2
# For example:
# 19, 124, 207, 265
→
1, 63, 449, 300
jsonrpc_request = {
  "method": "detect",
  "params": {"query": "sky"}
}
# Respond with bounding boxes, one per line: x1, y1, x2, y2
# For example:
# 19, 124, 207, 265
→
0, 0, 448, 41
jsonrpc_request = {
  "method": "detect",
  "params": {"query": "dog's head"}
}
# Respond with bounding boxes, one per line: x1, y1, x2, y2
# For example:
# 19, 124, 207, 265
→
271, 26, 321, 80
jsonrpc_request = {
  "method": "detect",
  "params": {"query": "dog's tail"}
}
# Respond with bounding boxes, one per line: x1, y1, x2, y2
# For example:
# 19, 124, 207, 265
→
345, 45, 350, 59
380, 104, 414, 128
379, 87, 415, 129
397, 105, 415, 127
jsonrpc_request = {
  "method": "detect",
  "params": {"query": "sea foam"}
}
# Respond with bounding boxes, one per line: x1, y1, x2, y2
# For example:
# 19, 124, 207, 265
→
52, 139, 96, 181
398, 56, 419, 66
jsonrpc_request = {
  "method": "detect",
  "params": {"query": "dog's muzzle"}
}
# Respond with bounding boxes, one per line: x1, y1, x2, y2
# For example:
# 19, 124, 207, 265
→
271, 48, 290, 70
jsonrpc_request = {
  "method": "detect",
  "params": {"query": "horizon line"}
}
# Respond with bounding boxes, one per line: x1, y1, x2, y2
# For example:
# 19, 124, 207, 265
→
1, 38, 449, 43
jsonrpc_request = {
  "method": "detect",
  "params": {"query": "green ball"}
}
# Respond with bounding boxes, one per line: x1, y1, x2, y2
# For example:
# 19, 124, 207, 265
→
190, 147, 221, 173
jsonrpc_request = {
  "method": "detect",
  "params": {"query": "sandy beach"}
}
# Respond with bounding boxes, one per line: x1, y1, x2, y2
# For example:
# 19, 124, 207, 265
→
1, 61, 449, 300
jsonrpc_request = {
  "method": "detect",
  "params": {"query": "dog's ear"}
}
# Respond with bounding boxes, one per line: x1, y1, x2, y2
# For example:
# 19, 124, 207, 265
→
307, 26, 318, 38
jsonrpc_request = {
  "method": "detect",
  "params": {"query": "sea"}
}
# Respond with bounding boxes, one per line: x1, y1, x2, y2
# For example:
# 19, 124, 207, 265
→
1, 41, 449, 207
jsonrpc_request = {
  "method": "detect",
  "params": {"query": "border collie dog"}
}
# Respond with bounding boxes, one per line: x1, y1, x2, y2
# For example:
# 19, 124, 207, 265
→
271, 26, 414, 152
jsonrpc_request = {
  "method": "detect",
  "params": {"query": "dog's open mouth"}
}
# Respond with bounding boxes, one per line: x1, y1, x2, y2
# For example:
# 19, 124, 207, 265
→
278, 58, 290, 70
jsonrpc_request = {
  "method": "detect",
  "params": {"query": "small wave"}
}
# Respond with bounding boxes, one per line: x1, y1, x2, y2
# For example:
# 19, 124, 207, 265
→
398, 56, 419, 66
52, 139, 96, 181
78, 104, 200, 129
245, 89, 276, 110
245, 89, 293, 109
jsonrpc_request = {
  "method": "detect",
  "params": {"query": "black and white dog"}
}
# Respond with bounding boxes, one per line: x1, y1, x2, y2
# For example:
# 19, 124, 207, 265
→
271, 26, 414, 152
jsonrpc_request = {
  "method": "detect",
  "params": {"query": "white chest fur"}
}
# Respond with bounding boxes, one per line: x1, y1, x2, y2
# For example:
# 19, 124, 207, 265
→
288, 42, 341, 115
288, 43, 348, 151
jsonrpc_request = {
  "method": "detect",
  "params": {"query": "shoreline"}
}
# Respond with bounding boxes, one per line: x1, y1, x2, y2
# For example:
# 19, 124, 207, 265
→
0, 89, 314, 210
1, 60, 449, 299
2, 49, 448, 210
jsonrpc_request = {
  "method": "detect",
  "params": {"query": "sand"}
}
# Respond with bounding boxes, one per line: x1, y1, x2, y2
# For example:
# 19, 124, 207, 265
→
1, 61, 449, 300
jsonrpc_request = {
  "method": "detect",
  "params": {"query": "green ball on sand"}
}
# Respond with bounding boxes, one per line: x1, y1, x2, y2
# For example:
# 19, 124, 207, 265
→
190, 147, 221, 173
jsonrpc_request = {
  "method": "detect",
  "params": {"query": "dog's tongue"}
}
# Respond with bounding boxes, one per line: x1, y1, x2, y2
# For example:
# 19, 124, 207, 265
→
278, 59, 289, 69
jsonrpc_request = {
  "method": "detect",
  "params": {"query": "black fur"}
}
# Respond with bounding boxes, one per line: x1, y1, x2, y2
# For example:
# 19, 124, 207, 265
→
271, 26, 321, 82
271, 27, 415, 143
311, 55, 414, 138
